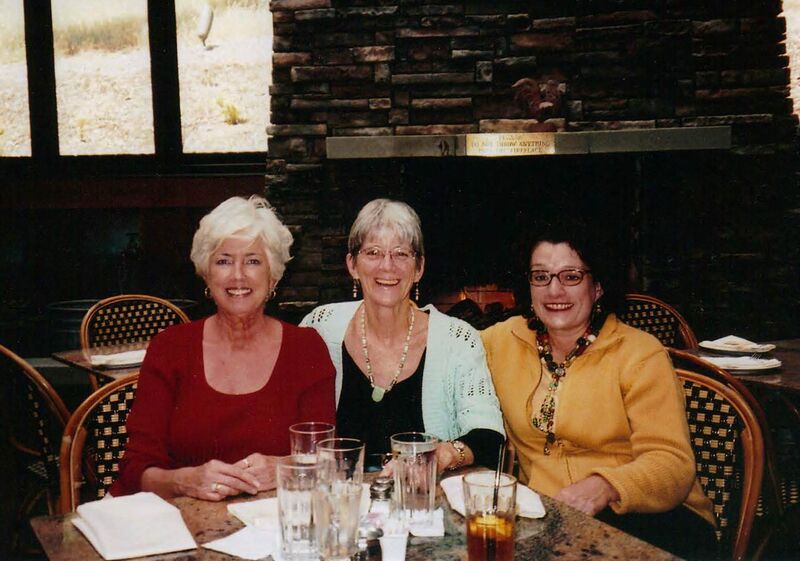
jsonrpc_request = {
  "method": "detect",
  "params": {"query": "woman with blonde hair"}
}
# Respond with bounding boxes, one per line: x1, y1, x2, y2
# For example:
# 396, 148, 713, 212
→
111, 195, 335, 500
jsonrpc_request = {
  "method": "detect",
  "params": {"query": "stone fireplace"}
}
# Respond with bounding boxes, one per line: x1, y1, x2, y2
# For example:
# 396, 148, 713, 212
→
265, 1, 799, 339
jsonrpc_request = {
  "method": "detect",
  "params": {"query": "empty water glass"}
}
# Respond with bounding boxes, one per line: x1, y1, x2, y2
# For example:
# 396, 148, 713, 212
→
313, 438, 365, 561
290, 421, 335, 464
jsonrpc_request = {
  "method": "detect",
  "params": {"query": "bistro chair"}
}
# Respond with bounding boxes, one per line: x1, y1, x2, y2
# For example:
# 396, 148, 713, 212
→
676, 366, 764, 561
59, 374, 138, 513
671, 350, 786, 558
0, 343, 70, 553
619, 293, 698, 349
79, 294, 189, 390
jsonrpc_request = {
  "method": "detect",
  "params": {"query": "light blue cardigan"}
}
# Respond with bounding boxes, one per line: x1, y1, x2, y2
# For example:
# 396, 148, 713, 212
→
300, 301, 505, 441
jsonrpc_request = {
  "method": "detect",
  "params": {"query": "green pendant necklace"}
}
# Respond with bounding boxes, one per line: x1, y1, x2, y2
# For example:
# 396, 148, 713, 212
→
360, 303, 415, 402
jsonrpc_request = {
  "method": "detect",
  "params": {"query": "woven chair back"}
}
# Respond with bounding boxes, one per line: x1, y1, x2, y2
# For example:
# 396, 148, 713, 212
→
0, 344, 70, 500
619, 293, 698, 349
59, 375, 138, 513
677, 368, 764, 561
80, 294, 189, 352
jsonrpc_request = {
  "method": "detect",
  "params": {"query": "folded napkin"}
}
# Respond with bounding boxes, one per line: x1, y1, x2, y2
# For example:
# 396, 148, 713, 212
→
440, 474, 546, 519
701, 356, 782, 370
89, 349, 146, 367
700, 335, 774, 353
203, 525, 279, 560
71, 492, 196, 560
407, 508, 445, 537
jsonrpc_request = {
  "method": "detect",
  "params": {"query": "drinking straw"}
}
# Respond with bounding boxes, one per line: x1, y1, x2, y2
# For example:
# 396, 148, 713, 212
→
487, 440, 507, 561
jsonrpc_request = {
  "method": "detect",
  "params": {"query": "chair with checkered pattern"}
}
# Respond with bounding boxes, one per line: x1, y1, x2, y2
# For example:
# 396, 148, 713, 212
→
80, 294, 189, 390
677, 367, 764, 561
619, 293, 697, 349
58, 374, 138, 513
1, 344, 70, 552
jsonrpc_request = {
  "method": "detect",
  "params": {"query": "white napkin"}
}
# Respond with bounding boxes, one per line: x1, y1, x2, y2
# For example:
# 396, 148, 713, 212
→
701, 355, 782, 370
407, 508, 445, 537
700, 335, 774, 353
89, 349, 146, 367
440, 474, 546, 519
202, 525, 280, 560
71, 492, 196, 560
227, 496, 280, 527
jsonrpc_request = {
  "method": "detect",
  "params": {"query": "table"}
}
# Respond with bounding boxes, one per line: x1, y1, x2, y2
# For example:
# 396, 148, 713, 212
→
52, 348, 141, 385
31, 486, 680, 561
730, 340, 800, 395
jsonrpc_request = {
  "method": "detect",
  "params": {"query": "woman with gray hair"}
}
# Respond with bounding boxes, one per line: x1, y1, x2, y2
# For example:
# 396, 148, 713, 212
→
301, 198, 505, 472
111, 195, 335, 500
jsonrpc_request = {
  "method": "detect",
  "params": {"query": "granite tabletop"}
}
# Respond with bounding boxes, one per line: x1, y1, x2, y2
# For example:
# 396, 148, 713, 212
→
32, 481, 680, 561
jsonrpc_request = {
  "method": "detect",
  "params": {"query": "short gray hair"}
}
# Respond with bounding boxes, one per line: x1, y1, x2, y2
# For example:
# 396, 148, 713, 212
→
347, 199, 424, 260
190, 195, 293, 282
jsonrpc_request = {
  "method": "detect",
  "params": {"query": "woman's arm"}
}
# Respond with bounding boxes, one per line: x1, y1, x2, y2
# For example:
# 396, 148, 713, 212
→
587, 349, 696, 514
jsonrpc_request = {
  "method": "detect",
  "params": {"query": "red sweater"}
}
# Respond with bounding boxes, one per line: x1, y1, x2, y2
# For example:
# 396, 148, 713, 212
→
110, 318, 336, 496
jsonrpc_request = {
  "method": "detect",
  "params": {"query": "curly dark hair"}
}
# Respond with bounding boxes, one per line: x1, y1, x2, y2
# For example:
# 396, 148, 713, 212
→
512, 217, 626, 330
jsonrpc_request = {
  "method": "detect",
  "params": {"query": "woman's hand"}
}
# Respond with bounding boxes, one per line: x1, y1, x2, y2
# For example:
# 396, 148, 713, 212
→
554, 475, 620, 516
172, 459, 261, 501
434, 441, 474, 473
236, 453, 280, 492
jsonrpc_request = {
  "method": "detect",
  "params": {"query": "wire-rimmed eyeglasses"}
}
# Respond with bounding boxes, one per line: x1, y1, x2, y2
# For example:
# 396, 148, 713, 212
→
358, 246, 416, 264
527, 268, 591, 287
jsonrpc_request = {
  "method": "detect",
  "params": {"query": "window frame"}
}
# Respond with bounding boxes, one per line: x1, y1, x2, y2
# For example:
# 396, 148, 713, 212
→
3, 0, 267, 178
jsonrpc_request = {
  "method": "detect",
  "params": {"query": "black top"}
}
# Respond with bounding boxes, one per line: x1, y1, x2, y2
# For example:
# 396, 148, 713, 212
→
336, 344, 504, 471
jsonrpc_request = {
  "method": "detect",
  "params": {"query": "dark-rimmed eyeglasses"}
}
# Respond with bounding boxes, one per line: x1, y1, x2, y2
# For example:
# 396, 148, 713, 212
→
358, 246, 416, 264
527, 268, 591, 287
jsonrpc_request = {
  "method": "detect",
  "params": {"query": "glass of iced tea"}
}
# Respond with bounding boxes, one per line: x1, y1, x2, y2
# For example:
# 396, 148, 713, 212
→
463, 470, 517, 561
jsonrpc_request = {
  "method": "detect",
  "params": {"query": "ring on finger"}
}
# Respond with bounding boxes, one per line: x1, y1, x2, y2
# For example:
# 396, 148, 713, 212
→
243, 458, 251, 469
212, 482, 222, 493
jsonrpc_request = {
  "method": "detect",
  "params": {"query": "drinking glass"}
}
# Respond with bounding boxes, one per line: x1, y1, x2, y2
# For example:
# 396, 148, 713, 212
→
312, 438, 365, 561
290, 421, 335, 464
276, 456, 319, 561
390, 432, 438, 532
463, 470, 517, 561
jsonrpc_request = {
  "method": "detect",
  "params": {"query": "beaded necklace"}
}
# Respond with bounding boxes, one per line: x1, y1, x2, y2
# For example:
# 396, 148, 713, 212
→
360, 303, 416, 403
531, 328, 596, 455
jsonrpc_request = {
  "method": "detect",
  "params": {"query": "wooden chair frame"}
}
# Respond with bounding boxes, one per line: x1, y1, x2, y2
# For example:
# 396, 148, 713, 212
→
59, 374, 139, 513
1, 344, 70, 551
621, 293, 698, 349
676, 367, 765, 561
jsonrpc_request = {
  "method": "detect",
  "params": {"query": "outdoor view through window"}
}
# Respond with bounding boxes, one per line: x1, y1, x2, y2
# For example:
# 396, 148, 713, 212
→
0, 0, 271, 158
0, 0, 31, 157
176, 0, 271, 153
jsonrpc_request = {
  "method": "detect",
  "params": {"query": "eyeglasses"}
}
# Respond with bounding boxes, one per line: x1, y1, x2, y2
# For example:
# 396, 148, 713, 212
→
358, 246, 416, 264
527, 268, 591, 287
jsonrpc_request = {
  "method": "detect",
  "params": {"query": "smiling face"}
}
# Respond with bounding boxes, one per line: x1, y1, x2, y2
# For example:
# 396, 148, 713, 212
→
347, 227, 424, 311
529, 241, 603, 339
205, 236, 273, 319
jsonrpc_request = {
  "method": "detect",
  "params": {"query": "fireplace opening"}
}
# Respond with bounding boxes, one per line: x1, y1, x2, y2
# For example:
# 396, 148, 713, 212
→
329, 154, 641, 324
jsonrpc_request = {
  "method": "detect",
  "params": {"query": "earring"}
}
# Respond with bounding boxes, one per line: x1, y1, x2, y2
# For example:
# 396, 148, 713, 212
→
352, 279, 360, 299
590, 301, 604, 331
414, 282, 420, 301
527, 304, 546, 333
204, 287, 212, 299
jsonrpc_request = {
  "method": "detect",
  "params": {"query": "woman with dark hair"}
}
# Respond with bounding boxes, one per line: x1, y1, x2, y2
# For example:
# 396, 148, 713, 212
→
481, 219, 716, 560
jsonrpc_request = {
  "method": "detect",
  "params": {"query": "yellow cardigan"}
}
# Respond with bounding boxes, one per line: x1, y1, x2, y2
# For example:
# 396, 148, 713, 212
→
481, 314, 715, 525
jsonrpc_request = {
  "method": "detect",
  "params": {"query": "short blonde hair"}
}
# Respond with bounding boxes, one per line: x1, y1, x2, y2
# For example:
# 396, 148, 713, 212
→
190, 195, 293, 282
347, 199, 425, 261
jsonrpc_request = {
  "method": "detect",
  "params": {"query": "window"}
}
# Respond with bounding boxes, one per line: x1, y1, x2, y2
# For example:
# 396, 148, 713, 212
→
0, 0, 31, 157
3, 0, 271, 173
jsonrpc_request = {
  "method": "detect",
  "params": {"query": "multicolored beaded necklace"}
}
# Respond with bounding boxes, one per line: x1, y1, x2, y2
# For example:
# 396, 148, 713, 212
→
531, 328, 597, 455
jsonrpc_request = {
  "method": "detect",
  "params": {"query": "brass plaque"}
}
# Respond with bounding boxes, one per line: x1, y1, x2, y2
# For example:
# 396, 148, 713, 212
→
465, 133, 556, 157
